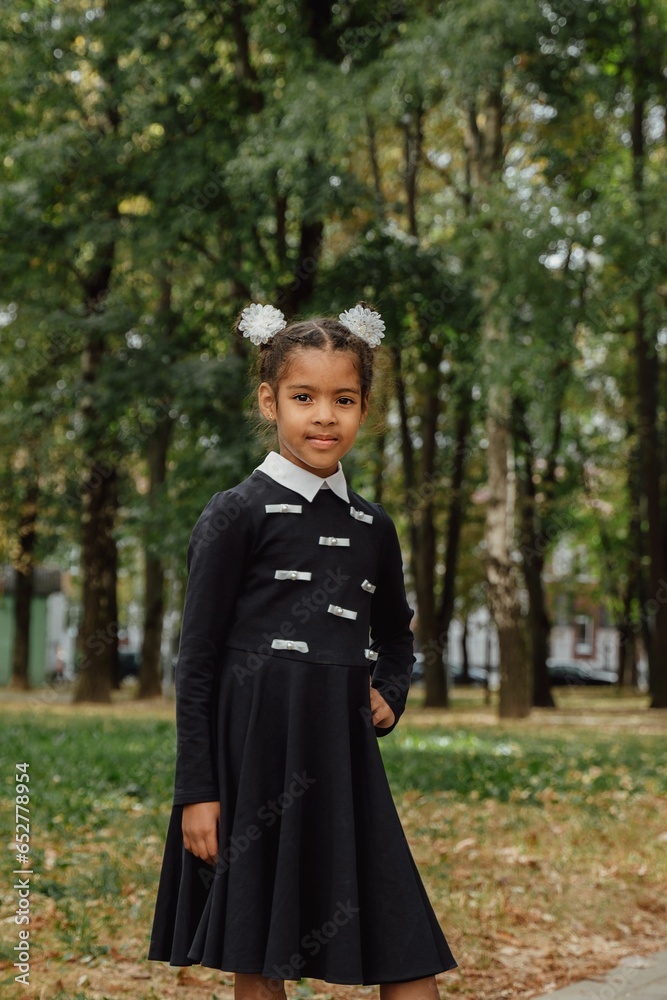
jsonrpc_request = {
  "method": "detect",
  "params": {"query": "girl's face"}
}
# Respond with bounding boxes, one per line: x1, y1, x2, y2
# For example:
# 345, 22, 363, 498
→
258, 347, 369, 477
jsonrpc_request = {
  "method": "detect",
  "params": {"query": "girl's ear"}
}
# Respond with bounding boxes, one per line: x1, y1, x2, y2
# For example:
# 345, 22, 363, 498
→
258, 381, 277, 421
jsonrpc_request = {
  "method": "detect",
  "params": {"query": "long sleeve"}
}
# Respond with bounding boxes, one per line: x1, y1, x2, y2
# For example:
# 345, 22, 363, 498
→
173, 489, 254, 805
368, 506, 415, 737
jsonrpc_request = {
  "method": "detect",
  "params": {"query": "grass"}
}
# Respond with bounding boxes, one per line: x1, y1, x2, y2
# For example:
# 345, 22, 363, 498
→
0, 685, 666, 999
384, 726, 667, 802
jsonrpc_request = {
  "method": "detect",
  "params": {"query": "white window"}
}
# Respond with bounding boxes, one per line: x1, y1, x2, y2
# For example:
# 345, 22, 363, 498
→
574, 615, 593, 655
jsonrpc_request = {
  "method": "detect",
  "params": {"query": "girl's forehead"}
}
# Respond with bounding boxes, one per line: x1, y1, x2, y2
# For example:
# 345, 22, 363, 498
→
280, 348, 362, 388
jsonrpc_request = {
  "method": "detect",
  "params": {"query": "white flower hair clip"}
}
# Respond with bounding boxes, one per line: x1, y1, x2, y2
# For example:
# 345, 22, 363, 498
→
238, 303, 287, 345
237, 300, 385, 349
338, 304, 385, 348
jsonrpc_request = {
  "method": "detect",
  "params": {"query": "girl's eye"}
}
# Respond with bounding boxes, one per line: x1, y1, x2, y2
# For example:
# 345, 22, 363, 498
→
291, 394, 357, 405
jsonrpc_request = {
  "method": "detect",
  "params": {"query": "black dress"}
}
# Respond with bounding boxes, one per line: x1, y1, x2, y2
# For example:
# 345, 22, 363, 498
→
147, 469, 457, 986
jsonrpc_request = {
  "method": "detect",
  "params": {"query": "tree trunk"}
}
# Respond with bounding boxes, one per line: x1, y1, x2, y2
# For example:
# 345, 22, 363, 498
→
486, 379, 531, 719
513, 377, 566, 709
515, 438, 555, 708
630, 0, 667, 707
635, 293, 667, 704
229, 0, 263, 113
275, 190, 287, 265
414, 344, 448, 708
403, 102, 423, 239
139, 550, 166, 698
138, 414, 175, 698
276, 157, 323, 317
437, 404, 471, 694
401, 83, 449, 708
371, 392, 387, 506
466, 87, 531, 718
617, 617, 637, 689
524, 548, 554, 708
390, 343, 421, 635
73, 460, 119, 702
366, 113, 386, 216
10, 480, 39, 691
391, 344, 416, 501
73, 245, 119, 704
619, 435, 643, 689
420, 609, 448, 707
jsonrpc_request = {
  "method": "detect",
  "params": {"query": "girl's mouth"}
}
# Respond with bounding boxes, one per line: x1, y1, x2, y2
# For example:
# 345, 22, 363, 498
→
307, 436, 338, 447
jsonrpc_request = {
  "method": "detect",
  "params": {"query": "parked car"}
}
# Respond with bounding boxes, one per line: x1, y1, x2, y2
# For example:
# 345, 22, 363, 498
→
411, 654, 496, 690
117, 650, 141, 683
450, 664, 489, 687
546, 659, 617, 686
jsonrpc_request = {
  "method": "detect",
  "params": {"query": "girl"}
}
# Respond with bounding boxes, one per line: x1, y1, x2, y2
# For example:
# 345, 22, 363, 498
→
147, 303, 457, 999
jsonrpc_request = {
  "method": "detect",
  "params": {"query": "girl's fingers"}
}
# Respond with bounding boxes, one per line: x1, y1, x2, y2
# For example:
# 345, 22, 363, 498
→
181, 802, 220, 865
374, 706, 395, 728
199, 828, 218, 865
368, 684, 396, 728
186, 830, 218, 866
203, 831, 219, 866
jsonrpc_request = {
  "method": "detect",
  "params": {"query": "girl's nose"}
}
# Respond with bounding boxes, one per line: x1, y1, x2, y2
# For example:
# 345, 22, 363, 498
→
313, 405, 336, 424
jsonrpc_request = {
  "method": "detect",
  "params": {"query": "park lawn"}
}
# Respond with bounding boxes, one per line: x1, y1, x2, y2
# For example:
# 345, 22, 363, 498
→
0, 687, 666, 1000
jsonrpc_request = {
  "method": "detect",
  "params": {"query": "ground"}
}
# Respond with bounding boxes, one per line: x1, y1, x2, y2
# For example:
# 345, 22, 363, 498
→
0, 684, 666, 1000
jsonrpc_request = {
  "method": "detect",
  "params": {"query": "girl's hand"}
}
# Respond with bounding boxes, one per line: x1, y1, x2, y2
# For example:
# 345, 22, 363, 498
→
369, 681, 396, 729
182, 801, 220, 867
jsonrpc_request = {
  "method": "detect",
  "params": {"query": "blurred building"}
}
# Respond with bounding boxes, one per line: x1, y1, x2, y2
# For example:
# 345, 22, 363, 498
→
0, 565, 71, 686
431, 538, 647, 687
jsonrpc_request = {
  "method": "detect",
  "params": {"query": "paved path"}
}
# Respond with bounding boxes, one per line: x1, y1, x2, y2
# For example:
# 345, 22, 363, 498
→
532, 950, 667, 999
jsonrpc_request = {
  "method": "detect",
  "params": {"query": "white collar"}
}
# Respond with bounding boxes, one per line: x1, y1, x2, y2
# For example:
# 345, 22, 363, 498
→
254, 450, 349, 503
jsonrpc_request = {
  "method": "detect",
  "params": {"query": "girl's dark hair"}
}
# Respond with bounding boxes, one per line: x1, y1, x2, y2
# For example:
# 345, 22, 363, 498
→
236, 302, 378, 402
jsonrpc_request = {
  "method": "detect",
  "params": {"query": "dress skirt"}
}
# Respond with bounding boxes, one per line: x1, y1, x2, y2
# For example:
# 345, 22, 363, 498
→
147, 648, 457, 986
